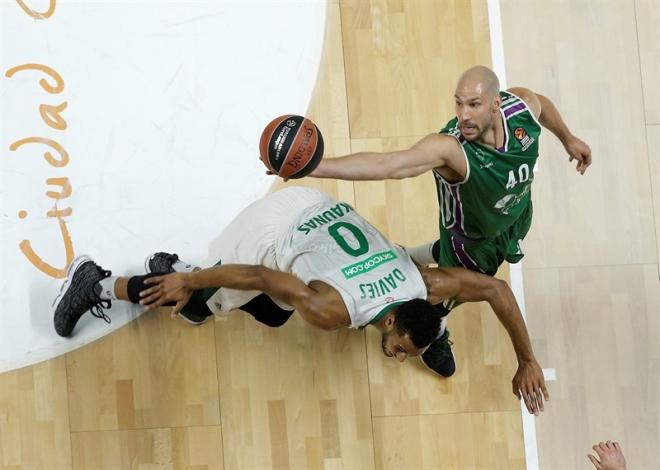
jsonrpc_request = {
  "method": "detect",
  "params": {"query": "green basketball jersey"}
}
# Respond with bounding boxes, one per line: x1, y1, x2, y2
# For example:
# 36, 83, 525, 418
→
433, 91, 541, 273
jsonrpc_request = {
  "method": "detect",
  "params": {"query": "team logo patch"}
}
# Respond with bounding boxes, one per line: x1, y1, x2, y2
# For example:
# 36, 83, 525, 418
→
513, 127, 535, 151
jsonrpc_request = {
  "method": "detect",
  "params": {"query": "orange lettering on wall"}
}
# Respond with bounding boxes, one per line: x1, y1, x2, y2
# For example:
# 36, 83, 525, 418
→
5, 63, 64, 94
19, 215, 73, 279
46, 206, 72, 218
45, 177, 72, 199
40, 102, 68, 130
10, 137, 69, 167
14, 0, 56, 20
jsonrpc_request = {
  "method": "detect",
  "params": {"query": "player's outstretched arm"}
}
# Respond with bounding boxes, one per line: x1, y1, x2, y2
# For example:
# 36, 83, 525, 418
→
309, 133, 458, 180
422, 266, 549, 415
139, 265, 349, 330
509, 86, 592, 175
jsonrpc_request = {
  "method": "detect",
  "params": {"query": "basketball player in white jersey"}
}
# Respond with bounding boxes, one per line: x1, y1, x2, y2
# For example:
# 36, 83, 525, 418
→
52, 187, 548, 415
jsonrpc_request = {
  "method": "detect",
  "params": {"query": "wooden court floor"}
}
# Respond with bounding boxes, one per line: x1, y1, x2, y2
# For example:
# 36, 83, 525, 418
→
1, 1, 658, 469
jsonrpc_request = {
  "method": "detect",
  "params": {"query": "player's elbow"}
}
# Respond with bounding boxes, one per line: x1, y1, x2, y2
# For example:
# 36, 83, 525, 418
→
487, 278, 512, 306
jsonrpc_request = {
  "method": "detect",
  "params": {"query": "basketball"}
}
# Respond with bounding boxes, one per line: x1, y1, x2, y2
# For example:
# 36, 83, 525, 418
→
259, 115, 324, 179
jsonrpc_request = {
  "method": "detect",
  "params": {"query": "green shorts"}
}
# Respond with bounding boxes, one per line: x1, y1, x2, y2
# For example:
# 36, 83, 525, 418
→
436, 202, 533, 276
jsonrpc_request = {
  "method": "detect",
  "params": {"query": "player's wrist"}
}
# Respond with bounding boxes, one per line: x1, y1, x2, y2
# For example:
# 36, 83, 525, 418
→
184, 271, 199, 290
516, 353, 537, 365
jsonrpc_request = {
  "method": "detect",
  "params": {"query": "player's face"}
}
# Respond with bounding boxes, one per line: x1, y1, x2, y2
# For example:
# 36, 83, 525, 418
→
454, 83, 499, 142
380, 331, 425, 362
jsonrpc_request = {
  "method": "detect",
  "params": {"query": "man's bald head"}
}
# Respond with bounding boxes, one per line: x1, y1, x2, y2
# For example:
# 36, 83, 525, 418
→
453, 66, 502, 142
456, 65, 500, 100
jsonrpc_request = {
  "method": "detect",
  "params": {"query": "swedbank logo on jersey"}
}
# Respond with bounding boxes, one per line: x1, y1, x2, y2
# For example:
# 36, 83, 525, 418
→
341, 249, 397, 279
514, 127, 535, 151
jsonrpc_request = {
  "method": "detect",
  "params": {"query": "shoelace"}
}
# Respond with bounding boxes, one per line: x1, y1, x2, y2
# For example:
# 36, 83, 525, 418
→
89, 268, 113, 324
90, 299, 112, 324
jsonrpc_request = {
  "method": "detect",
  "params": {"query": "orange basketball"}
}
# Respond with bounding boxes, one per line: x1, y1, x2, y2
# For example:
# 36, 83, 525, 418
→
259, 115, 324, 179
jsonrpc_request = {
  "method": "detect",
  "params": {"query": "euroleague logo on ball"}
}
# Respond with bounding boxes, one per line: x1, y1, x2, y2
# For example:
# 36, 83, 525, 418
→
259, 114, 324, 179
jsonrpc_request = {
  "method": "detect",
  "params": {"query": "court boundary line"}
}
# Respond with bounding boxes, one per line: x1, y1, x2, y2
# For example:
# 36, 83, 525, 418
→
487, 2, 557, 469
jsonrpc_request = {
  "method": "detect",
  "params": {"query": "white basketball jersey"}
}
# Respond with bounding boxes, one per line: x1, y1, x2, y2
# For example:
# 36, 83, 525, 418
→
276, 194, 427, 328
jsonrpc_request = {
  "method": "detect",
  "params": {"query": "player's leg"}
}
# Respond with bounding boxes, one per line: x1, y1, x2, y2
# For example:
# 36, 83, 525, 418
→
144, 252, 213, 325
203, 187, 332, 315
405, 239, 440, 266
52, 255, 211, 337
238, 294, 294, 327
419, 229, 501, 377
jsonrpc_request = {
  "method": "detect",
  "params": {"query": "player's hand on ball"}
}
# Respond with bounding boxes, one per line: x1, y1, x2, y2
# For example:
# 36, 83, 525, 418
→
140, 273, 193, 317
265, 168, 288, 182
259, 115, 323, 180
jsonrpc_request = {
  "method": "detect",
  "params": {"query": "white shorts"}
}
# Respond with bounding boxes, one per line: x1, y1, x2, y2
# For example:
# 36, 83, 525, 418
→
205, 186, 330, 314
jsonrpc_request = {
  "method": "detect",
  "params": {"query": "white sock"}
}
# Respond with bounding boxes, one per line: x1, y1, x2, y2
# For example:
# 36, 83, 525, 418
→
97, 276, 119, 300
172, 259, 200, 273
405, 242, 437, 266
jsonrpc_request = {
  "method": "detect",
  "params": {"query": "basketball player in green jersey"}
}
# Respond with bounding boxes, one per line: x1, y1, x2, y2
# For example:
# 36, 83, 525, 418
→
306, 65, 592, 382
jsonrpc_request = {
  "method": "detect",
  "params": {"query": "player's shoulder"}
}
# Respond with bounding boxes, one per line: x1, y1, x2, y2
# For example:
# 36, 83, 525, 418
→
504, 87, 541, 119
415, 132, 464, 164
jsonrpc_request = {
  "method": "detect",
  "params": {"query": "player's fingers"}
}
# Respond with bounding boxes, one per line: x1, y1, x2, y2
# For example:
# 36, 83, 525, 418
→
587, 454, 602, 469
173, 299, 186, 316
526, 384, 542, 414
513, 384, 521, 400
523, 391, 535, 415
140, 292, 165, 306
143, 276, 163, 285
613, 441, 621, 451
542, 383, 550, 401
536, 386, 545, 412
139, 286, 159, 297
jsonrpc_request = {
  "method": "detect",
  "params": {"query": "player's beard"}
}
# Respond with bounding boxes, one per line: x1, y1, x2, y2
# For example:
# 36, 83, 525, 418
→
461, 113, 493, 142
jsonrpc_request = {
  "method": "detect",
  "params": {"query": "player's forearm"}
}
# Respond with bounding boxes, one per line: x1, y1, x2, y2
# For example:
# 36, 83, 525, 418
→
537, 94, 573, 145
185, 265, 307, 309
186, 265, 265, 292
310, 152, 390, 180
488, 280, 536, 363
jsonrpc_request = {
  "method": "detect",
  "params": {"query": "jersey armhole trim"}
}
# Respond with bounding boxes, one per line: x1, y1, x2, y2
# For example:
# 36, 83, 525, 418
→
505, 90, 543, 129
433, 133, 470, 186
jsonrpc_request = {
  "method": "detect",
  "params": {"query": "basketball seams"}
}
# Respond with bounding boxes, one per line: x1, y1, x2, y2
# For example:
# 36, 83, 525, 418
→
259, 114, 324, 179
279, 117, 318, 179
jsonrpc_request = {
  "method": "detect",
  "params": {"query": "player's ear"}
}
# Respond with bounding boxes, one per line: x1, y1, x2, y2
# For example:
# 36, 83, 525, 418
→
492, 94, 501, 111
384, 312, 396, 328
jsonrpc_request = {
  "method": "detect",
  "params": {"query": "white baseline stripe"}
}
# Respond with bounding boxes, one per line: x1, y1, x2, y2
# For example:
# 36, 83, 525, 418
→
487, 0, 508, 89
487, 2, 554, 469
510, 262, 540, 470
